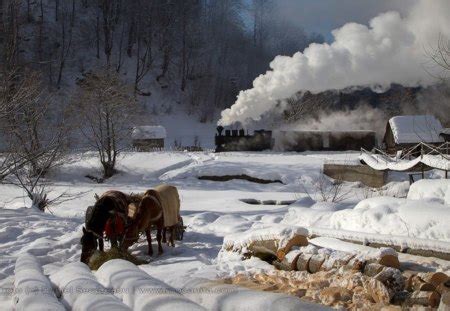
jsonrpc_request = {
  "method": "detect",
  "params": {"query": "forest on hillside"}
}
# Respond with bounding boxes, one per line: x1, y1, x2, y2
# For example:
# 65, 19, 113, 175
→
0, 0, 324, 121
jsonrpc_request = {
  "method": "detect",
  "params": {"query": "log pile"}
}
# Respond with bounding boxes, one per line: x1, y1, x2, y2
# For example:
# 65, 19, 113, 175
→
222, 230, 450, 310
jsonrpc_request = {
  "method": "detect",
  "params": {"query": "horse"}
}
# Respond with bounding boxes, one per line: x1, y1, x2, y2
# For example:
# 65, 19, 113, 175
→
80, 190, 129, 264
120, 185, 181, 256
120, 194, 165, 256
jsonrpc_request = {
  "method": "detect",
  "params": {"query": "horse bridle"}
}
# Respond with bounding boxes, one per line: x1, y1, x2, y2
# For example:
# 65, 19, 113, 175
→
85, 228, 103, 239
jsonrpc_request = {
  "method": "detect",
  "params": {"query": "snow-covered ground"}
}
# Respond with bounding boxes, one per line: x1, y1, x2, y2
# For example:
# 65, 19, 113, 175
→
0, 150, 449, 309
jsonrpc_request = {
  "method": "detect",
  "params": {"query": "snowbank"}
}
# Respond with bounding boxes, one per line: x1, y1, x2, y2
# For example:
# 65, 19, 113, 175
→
389, 115, 444, 144
96, 259, 205, 311
283, 196, 450, 246
407, 179, 450, 205
132, 126, 167, 140
14, 253, 65, 311
49, 262, 130, 310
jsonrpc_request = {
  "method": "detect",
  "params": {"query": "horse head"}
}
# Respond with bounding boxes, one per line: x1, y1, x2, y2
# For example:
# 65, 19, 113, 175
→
80, 226, 98, 264
139, 195, 163, 223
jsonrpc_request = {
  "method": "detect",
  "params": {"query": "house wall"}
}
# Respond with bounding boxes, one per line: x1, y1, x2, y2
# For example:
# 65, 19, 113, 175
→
133, 139, 164, 151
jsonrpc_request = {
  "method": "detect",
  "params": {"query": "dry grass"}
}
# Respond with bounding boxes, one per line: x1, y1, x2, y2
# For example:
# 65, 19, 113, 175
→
88, 248, 148, 270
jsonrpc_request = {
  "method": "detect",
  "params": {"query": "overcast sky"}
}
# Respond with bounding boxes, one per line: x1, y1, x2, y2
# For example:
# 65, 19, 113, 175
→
276, 0, 417, 41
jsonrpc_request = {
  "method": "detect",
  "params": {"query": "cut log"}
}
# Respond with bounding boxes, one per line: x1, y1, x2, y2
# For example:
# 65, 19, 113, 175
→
280, 250, 302, 271
407, 275, 436, 292
364, 263, 384, 277
391, 291, 411, 305
273, 259, 292, 271
308, 254, 326, 273
437, 283, 450, 296
296, 253, 313, 272
364, 278, 393, 304
374, 267, 406, 296
321, 253, 355, 271
377, 254, 400, 269
405, 291, 441, 308
346, 257, 366, 272
417, 272, 449, 288
276, 235, 308, 260
439, 292, 450, 311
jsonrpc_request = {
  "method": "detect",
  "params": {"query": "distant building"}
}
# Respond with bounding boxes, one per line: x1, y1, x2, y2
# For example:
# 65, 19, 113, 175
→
132, 126, 166, 151
383, 115, 448, 153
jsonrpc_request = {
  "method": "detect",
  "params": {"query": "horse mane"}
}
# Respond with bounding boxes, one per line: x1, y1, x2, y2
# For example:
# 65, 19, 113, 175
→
86, 196, 116, 233
128, 192, 144, 204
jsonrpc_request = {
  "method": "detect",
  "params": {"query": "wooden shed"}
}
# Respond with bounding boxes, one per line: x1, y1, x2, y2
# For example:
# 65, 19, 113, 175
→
383, 115, 446, 153
132, 126, 166, 151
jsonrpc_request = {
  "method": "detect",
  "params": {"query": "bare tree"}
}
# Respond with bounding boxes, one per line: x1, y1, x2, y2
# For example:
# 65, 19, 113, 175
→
72, 70, 136, 178
8, 142, 72, 212
430, 34, 450, 74
4, 70, 67, 177
1, 68, 65, 180
301, 172, 351, 203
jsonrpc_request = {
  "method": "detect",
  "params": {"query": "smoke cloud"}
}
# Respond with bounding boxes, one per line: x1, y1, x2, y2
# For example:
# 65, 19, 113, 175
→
219, 0, 450, 126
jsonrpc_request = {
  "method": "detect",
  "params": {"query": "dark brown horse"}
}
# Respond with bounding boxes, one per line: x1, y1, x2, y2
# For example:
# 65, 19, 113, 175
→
80, 190, 129, 264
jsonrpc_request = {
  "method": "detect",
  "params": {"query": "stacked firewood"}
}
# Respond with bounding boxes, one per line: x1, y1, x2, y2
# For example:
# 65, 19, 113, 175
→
223, 232, 450, 310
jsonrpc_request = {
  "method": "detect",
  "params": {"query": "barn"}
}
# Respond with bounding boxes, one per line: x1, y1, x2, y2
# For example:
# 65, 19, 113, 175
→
383, 115, 448, 153
132, 126, 166, 151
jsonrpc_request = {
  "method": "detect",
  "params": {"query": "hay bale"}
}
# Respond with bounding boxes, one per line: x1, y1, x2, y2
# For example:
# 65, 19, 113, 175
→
88, 248, 147, 270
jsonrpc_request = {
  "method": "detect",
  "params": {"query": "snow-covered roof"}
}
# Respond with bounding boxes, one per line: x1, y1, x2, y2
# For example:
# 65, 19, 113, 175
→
441, 128, 450, 135
132, 126, 166, 140
388, 115, 444, 144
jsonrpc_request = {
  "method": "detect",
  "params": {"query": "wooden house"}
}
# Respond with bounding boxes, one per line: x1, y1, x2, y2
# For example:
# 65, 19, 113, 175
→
383, 115, 447, 153
132, 126, 166, 151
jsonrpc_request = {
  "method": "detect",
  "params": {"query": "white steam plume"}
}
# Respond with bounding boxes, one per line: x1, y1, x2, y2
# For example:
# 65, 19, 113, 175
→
219, 0, 450, 126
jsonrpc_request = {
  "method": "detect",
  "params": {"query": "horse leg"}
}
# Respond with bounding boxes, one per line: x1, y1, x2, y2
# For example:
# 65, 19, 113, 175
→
162, 227, 167, 244
169, 227, 175, 247
111, 238, 118, 249
99, 238, 104, 252
156, 228, 163, 255
145, 229, 153, 256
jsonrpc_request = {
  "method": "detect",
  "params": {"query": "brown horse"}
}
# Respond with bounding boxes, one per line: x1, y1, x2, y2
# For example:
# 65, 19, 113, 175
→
121, 194, 165, 256
120, 185, 182, 255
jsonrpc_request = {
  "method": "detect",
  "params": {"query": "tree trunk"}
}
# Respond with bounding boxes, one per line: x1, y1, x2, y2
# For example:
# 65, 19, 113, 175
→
102, 162, 116, 178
